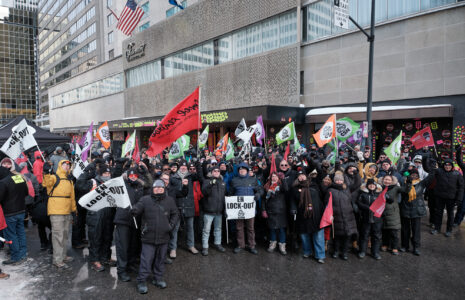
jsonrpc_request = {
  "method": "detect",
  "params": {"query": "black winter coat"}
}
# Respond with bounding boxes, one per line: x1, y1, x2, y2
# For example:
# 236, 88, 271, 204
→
432, 168, 464, 203
201, 176, 226, 214
327, 184, 358, 237
293, 182, 324, 234
356, 184, 383, 224
0, 172, 28, 217
263, 182, 288, 229
171, 172, 197, 218
113, 179, 144, 227
131, 193, 179, 245
400, 174, 434, 219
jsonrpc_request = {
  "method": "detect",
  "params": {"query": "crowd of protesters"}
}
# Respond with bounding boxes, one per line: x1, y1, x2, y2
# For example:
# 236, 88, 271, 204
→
0, 141, 464, 294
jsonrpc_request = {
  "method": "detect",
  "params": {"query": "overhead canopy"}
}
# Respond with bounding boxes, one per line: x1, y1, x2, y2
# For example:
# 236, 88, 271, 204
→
0, 116, 70, 148
306, 104, 454, 123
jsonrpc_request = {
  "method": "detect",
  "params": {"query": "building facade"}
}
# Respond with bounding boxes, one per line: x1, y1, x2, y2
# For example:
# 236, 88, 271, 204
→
48, 0, 465, 159
0, 0, 37, 125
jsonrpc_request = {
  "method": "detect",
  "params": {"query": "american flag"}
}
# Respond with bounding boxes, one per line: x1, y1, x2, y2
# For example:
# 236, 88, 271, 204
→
117, 0, 145, 36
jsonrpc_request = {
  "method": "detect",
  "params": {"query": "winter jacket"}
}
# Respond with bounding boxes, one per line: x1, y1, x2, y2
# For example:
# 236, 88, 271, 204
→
377, 168, 403, 183
230, 174, 264, 199
431, 166, 464, 203
357, 183, 383, 224
400, 173, 434, 219
293, 181, 325, 234
379, 176, 404, 230
326, 183, 358, 237
358, 162, 379, 183
131, 193, 179, 245
50, 152, 68, 172
33, 151, 44, 184
0, 167, 28, 217
43, 160, 76, 215
201, 175, 226, 215
113, 178, 144, 227
263, 181, 288, 229
171, 172, 198, 218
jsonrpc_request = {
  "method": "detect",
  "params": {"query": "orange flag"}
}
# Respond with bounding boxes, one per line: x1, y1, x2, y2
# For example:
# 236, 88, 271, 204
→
216, 133, 229, 153
313, 114, 336, 147
96, 121, 111, 149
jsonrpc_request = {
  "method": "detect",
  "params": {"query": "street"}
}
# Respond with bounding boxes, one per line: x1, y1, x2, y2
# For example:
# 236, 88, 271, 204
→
1, 219, 464, 300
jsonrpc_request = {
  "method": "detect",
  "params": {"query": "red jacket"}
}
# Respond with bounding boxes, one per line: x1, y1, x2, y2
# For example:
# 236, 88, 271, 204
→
0, 205, 6, 231
33, 151, 44, 184
193, 181, 203, 217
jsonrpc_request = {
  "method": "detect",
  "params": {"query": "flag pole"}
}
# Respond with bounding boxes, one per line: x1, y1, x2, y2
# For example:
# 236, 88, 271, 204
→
197, 85, 202, 156
128, 202, 138, 229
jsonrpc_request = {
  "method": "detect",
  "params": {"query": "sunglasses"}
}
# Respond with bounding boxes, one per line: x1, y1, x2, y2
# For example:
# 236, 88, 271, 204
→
211, 163, 217, 165
280, 164, 288, 167
163, 168, 170, 171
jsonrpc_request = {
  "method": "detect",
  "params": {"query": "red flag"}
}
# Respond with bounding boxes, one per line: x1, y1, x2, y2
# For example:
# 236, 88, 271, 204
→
132, 137, 140, 163
320, 192, 333, 228
0, 205, 6, 231
370, 187, 388, 218
411, 126, 435, 149
270, 153, 277, 175
283, 142, 290, 161
147, 87, 201, 157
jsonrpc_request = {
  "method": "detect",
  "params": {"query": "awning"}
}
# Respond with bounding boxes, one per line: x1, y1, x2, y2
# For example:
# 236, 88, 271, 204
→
306, 104, 453, 123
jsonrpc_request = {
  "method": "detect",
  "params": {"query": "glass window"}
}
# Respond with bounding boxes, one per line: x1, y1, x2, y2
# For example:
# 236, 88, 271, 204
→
107, 14, 115, 26
233, 28, 247, 59
262, 17, 279, 51
307, 0, 332, 41
279, 11, 297, 46
126, 60, 161, 88
218, 36, 232, 64
420, 0, 456, 10
388, 0, 420, 18
107, 0, 113, 7
166, 0, 187, 18
109, 49, 114, 59
139, 21, 150, 32
108, 31, 114, 44
246, 23, 262, 56
141, 2, 149, 15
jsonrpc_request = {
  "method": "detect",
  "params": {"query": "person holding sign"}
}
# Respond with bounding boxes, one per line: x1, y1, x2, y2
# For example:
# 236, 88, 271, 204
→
263, 172, 288, 255
131, 179, 179, 294
42, 159, 76, 269
230, 163, 264, 254
200, 165, 226, 256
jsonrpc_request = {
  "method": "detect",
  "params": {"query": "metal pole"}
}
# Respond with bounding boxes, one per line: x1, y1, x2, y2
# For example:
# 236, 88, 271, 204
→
365, 0, 376, 151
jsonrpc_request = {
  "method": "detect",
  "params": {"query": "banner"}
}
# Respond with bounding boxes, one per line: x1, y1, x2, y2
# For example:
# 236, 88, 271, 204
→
370, 187, 387, 218
96, 121, 111, 149
198, 125, 209, 149
79, 177, 131, 211
72, 144, 89, 179
225, 138, 234, 160
313, 114, 336, 147
169, 138, 184, 160
235, 118, 247, 137
79, 122, 94, 161
255, 115, 265, 145
384, 131, 402, 164
121, 130, 136, 157
1, 119, 38, 160
336, 117, 360, 142
147, 87, 201, 156
276, 122, 295, 145
216, 133, 229, 153
179, 135, 190, 152
132, 137, 140, 163
411, 126, 435, 149
225, 196, 255, 220
293, 123, 301, 150
347, 122, 364, 144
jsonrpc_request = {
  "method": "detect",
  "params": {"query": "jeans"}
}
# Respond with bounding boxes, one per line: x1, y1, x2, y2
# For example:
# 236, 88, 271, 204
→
169, 216, 195, 250
202, 214, 222, 249
269, 228, 286, 243
4, 213, 27, 261
300, 229, 325, 259
50, 214, 72, 265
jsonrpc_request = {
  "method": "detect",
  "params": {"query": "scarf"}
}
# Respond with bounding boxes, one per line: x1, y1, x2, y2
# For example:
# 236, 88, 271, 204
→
408, 179, 420, 202
293, 178, 313, 218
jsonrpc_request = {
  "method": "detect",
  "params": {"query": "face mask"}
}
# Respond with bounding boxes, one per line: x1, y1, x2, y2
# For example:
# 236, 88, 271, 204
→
100, 176, 111, 182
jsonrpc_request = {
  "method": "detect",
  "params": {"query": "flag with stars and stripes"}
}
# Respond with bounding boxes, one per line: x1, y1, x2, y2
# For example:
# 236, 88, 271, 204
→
117, 0, 144, 36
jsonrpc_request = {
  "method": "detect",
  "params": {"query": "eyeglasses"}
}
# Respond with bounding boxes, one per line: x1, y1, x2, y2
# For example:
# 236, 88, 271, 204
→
211, 163, 217, 165
280, 164, 288, 167
163, 168, 170, 171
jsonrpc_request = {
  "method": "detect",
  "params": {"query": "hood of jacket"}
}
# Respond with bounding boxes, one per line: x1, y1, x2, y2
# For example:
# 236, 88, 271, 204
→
360, 182, 383, 193
378, 175, 399, 187
364, 162, 379, 178
0, 157, 15, 172
56, 159, 70, 178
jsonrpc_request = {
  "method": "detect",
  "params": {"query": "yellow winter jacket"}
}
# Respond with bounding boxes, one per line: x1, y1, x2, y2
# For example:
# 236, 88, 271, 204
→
42, 160, 76, 215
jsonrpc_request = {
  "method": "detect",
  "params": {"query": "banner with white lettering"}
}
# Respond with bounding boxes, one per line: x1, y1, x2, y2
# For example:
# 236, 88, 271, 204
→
225, 196, 255, 220
79, 177, 131, 211
72, 144, 89, 179
1, 119, 38, 160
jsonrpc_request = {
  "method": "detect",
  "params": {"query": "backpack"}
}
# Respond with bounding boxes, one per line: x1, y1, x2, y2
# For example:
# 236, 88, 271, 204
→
31, 175, 60, 224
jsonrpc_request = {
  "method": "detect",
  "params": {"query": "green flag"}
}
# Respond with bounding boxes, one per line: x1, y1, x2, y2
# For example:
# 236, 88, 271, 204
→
336, 117, 360, 142
179, 135, 190, 152
384, 131, 402, 164
293, 124, 301, 150
121, 130, 136, 157
169, 139, 183, 160
326, 147, 337, 164
276, 122, 295, 145
198, 125, 209, 149
225, 138, 234, 160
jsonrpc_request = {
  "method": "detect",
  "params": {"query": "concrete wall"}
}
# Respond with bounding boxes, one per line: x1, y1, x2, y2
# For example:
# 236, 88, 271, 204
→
124, 45, 300, 118
123, 0, 298, 70
301, 5, 465, 108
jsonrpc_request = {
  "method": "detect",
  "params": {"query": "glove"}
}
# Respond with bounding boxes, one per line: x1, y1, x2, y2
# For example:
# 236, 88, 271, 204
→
266, 190, 272, 200
275, 186, 280, 193
43, 163, 52, 174
261, 211, 268, 218
290, 210, 297, 215
357, 151, 364, 161
211, 179, 217, 185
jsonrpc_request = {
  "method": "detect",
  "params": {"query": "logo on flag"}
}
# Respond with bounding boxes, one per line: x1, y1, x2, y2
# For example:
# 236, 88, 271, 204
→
72, 144, 89, 179
96, 121, 111, 149
336, 117, 360, 142
411, 127, 435, 149
313, 115, 336, 147
384, 131, 402, 164
79, 177, 131, 211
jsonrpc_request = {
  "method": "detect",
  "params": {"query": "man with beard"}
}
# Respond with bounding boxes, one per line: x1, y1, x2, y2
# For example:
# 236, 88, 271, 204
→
77, 165, 115, 272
